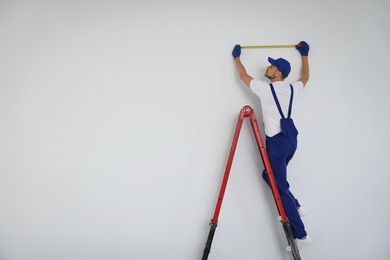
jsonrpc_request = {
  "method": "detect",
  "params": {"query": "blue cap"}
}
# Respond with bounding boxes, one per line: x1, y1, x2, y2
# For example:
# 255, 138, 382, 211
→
268, 57, 291, 78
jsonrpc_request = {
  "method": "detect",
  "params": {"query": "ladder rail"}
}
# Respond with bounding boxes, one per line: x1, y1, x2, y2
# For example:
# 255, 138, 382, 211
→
202, 106, 247, 260
248, 108, 288, 222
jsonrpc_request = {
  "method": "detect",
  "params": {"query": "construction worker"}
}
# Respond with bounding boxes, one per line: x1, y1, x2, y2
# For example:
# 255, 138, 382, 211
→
232, 41, 313, 250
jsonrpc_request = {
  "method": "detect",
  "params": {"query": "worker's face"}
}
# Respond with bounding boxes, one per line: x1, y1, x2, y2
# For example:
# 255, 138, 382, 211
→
265, 65, 279, 80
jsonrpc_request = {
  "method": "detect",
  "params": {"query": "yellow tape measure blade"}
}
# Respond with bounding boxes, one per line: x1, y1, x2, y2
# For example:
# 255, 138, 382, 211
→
241, 45, 296, 49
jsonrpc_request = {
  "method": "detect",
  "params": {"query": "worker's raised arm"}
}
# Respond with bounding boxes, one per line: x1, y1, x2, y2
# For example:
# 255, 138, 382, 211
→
296, 41, 310, 86
232, 45, 253, 88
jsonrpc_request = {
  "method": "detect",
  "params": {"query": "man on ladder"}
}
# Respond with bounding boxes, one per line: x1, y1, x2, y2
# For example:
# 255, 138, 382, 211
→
232, 41, 313, 251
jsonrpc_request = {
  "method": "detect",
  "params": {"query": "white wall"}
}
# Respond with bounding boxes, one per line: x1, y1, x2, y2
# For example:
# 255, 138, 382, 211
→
0, 1, 389, 259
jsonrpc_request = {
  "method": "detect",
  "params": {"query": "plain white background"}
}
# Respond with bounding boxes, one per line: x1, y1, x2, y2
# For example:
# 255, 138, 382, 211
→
0, 0, 389, 259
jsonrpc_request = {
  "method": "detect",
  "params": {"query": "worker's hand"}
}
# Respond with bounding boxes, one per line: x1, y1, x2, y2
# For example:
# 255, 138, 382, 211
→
232, 44, 241, 59
296, 41, 309, 56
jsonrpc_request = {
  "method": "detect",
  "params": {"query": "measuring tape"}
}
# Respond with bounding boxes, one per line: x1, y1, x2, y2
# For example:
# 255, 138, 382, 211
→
241, 44, 296, 49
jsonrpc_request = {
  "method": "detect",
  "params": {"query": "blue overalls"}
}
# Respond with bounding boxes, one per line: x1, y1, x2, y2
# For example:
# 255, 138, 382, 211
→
262, 83, 307, 239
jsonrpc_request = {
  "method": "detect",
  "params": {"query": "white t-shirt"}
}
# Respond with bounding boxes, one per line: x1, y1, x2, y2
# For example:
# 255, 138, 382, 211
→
250, 80, 304, 137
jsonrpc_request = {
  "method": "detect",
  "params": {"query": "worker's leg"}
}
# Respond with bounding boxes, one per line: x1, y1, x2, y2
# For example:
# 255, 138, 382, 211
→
262, 171, 301, 209
285, 146, 301, 209
263, 134, 306, 239
272, 161, 306, 239
262, 134, 301, 209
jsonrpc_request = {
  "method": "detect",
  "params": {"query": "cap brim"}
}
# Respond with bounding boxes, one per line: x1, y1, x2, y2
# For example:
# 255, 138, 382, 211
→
268, 57, 276, 65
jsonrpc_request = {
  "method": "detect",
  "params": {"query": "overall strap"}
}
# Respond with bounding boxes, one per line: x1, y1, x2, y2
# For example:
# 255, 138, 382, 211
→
287, 84, 294, 118
269, 84, 294, 119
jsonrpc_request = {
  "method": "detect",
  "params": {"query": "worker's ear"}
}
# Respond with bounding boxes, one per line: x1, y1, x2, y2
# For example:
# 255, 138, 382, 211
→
276, 70, 283, 78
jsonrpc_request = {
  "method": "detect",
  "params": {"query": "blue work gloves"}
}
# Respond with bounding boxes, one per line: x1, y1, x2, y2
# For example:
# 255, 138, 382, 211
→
296, 41, 309, 56
232, 44, 241, 59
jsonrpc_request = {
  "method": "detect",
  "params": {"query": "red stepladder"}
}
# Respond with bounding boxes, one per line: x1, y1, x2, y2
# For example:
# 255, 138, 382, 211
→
201, 105, 301, 260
